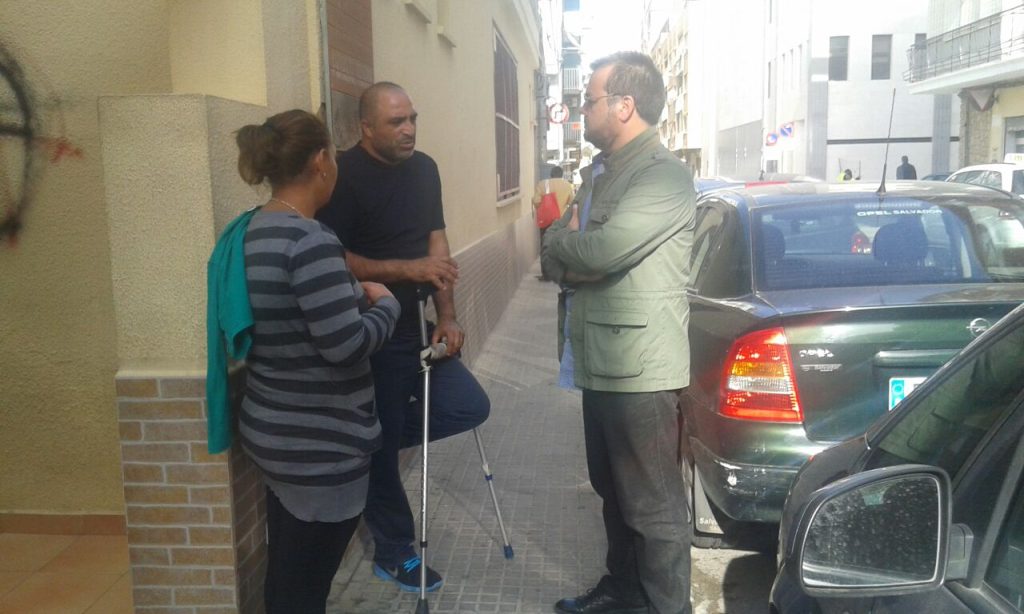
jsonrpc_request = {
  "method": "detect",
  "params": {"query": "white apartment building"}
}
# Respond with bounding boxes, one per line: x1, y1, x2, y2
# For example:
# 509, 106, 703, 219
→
646, 0, 959, 181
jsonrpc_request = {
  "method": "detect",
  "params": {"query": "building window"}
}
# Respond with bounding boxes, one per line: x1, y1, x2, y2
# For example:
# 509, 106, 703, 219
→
829, 36, 848, 81
872, 34, 892, 80
494, 29, 520, 201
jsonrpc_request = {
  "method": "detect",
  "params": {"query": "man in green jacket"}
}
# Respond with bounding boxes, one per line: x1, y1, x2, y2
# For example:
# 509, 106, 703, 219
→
542, 51, 695, 614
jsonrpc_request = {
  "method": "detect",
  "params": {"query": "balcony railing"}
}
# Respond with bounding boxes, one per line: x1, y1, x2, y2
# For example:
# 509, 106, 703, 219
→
562, 66, 583, 92
906, 4, 1024, 82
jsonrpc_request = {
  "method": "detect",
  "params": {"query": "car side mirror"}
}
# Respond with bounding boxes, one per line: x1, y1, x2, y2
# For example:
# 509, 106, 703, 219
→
791, 465, 964, 598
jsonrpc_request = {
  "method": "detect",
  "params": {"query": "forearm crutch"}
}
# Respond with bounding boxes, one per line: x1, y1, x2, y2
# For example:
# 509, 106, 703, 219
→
414, 291, 445, 614
412, 288, 514, 613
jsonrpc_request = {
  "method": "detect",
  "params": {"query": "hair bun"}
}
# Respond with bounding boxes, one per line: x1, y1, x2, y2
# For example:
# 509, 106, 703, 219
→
235, 110, 330, 187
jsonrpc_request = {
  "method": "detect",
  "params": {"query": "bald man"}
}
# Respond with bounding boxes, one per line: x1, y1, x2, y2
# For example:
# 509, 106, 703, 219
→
316, 82, 490, 594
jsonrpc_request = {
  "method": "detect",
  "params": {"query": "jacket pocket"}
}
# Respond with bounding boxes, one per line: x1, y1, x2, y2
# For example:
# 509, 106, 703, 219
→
583, 308, 648, 378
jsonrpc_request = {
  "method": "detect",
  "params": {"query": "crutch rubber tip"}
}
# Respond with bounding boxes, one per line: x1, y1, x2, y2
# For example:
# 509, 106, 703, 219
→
415, 599, 430, 613
503, 545, 514, 559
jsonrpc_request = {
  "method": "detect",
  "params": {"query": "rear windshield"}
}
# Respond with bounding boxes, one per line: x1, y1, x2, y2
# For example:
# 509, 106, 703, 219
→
753, 198, 1024, 290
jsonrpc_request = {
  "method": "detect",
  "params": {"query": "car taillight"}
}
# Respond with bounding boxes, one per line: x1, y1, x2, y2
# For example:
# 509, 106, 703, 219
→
720, 328, 803, 423
850, 231, 871, 254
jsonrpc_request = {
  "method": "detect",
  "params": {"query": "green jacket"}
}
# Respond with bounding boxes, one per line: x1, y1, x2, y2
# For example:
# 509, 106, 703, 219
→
542, 128, 695, 393
205, 207, 257, 453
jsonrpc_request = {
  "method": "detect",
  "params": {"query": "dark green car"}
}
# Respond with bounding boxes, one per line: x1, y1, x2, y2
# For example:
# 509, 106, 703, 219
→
682, 181, 1024, 548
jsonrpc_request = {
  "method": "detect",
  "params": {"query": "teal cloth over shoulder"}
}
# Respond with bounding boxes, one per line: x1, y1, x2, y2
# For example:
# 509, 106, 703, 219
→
205, 207, 258, 453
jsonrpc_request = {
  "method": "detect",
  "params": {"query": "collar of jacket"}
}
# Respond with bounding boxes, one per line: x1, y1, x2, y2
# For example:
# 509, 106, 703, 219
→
603, 127, 661, 174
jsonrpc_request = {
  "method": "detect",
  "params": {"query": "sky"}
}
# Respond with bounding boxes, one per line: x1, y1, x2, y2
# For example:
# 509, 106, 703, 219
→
576, 0, 646, 66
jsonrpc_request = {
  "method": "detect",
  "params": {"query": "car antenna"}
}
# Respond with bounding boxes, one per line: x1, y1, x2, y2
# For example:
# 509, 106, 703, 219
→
876, 88, 896, 196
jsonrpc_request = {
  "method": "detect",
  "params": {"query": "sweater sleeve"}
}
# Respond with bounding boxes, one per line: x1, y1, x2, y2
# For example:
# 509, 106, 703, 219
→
289, 230, 400, 366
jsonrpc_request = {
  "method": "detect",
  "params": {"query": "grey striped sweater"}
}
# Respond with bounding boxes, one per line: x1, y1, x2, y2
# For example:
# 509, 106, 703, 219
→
241, 210, 400, 522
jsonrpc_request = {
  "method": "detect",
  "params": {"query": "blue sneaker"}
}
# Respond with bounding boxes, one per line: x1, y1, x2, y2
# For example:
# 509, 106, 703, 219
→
372, 555, 443, 592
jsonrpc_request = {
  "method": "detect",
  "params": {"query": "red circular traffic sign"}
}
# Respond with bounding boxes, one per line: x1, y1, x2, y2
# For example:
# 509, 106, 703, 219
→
548, 103, 569, 124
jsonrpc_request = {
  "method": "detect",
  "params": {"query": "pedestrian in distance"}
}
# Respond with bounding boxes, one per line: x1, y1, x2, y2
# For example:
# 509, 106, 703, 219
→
532, 166, 575, 280
228, 109, 400, 614
896, 155, 918, 179
541, 51, 697, 614
316, 81, 491, 594
839, 168, 854, 181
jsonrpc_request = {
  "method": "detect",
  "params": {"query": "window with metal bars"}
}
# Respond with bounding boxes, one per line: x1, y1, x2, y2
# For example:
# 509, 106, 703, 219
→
494, 29, 520, 201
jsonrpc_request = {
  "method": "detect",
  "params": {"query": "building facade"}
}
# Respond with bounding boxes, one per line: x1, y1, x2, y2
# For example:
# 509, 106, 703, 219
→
908, 0, 1024, 168
643, 0, 959, 181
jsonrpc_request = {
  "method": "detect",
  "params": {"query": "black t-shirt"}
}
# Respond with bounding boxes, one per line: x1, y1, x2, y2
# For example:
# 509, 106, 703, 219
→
317, 144, 446, 331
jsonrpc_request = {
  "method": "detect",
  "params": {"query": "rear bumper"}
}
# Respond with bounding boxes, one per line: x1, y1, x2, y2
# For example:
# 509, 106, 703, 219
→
691, 439, 811, 523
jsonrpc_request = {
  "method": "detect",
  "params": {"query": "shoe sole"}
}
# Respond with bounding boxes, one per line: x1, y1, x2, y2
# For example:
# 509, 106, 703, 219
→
372, 563, 443, 593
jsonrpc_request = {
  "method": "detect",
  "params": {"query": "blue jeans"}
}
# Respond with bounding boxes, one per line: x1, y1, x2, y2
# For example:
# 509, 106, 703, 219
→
582, 389, 692, 614
364, 326, 490, 565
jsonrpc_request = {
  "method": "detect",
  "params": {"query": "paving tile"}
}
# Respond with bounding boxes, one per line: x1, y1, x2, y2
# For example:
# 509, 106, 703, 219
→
0, 573, 29, 599
0, 534, 75, 572
83, 572, 134, 614
0, 571, 123, 614
41, 535, 130, 575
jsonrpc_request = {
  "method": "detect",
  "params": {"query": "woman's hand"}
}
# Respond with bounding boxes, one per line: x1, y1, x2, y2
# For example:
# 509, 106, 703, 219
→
361, 281, 394, 305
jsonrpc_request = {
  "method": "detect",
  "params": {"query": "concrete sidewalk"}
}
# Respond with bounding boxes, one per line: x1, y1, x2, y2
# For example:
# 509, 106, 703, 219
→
326, 265, 774, 613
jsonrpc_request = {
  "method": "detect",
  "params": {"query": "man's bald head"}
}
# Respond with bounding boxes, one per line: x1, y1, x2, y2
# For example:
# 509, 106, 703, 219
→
359, 82, 407, 123
358, 82, 418, 165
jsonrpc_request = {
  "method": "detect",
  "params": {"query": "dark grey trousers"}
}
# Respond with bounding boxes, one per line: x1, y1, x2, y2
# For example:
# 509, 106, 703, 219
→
582, 389, 693, 614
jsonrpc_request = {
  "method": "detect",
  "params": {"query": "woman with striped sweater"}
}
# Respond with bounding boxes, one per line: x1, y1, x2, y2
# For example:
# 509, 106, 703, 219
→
235, 110, 400, 614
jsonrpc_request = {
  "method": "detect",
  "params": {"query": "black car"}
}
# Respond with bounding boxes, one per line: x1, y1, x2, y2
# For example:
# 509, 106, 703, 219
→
770, 300, 1024, 613
681, 181, 1024, 549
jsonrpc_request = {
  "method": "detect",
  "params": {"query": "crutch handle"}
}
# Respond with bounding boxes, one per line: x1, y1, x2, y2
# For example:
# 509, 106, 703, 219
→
419, 342, 448, 362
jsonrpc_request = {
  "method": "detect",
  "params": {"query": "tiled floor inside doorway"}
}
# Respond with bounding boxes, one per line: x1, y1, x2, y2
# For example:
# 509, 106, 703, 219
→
0, 533, 132, 614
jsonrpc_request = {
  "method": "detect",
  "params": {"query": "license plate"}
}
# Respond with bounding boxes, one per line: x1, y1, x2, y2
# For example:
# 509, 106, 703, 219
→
889, 376, 927, 410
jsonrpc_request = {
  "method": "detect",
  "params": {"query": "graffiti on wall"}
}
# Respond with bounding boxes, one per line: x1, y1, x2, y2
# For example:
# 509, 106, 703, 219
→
0, 40, 84, 246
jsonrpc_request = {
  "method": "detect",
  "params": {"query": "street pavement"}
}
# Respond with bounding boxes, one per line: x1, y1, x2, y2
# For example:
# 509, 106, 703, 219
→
328, 264, 776, 613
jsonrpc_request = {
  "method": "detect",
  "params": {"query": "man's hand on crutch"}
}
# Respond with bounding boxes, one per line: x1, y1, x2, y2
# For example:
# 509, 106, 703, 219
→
431, 316, 463, 356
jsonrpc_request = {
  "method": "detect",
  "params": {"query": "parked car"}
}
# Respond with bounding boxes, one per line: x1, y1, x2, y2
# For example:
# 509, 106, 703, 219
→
695, 174, 823, 197
946, 162, 1024, 195
770, 300, 1024, 613
682, 181, 1024, 549
922, 172, 951, 181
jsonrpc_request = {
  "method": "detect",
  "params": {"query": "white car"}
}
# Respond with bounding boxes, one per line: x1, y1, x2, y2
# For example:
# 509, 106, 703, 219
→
946, 162, 1024, 195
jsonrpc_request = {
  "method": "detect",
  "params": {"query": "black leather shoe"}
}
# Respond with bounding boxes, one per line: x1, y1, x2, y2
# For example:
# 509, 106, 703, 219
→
554, 584, 647, 613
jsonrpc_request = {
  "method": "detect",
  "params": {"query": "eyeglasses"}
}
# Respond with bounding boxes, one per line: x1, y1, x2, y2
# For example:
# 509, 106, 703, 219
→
582, 93, 622, 109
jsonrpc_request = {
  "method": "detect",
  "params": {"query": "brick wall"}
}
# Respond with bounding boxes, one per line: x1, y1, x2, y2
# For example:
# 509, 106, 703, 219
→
117, 370, 264, 614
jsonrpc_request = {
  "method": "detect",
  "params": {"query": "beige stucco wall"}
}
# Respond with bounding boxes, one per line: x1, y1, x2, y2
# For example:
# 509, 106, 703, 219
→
370, 0, 541, 253
169, 0, 267, 106
0, 0, 321, 515
0, 0, 173, 514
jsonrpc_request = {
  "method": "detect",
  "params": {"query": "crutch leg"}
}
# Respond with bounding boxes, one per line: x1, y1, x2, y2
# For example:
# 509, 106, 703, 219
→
414, 293, 443, 613
472, 428, 514, 559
